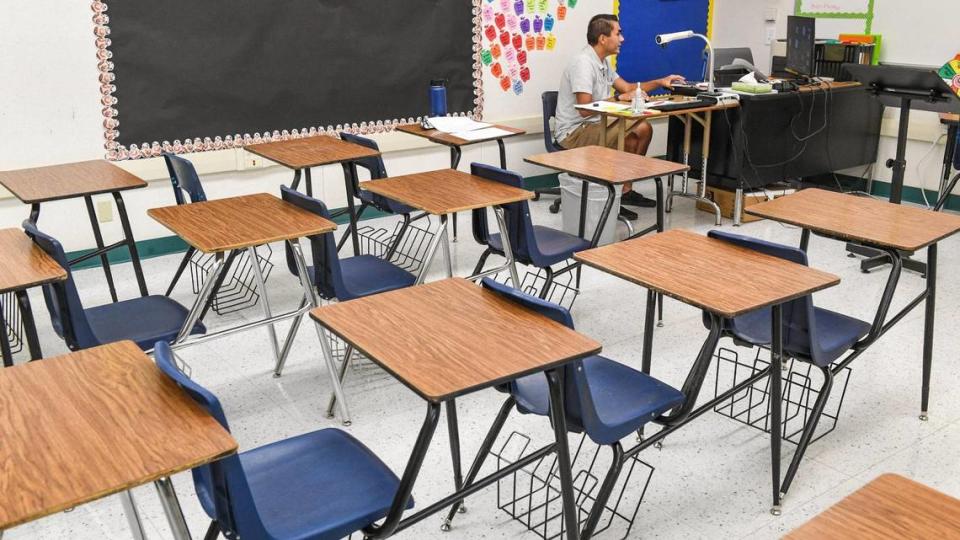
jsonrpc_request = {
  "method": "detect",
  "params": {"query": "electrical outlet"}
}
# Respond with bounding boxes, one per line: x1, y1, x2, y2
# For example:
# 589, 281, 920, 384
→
97, 200, 113, 223
240, 149, 266, 170
765, 26, 776, 46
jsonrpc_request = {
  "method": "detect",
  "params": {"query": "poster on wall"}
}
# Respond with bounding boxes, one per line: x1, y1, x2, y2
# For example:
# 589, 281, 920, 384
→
478, 0, 580, 95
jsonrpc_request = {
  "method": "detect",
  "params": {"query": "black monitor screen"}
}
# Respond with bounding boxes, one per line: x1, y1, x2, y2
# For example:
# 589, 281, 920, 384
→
787, 15, 816, 77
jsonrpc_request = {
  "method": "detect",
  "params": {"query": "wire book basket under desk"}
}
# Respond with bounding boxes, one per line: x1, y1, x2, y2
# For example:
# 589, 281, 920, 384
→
188, 245, 274, 315
1, 292, 24, 359
354, 216, 436, 276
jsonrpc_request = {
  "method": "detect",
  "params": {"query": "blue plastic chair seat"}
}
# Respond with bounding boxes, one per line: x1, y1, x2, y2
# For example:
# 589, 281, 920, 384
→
196, 429, 407, 540
488, 226, 590, 267
722, 306, 870, 367
506, 355, 685, 445
85, 296, 205, 350
357, 190, 416, 215
308, 255, 415, 302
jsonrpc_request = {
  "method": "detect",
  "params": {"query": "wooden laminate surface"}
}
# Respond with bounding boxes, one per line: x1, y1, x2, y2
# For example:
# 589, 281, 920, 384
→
310, 278, 601, 402
0, 341, 237, 529
0, 228, 66, 293
941, 113, 959, 125
244, 135, 380, 169
745, 188, 960, 251
524, 146, 689, 185
0, 160, 146, 204
149, 193, 337, 253
362, 169, 533, 215
574, 229, 839, 318
596, 98, 739, 122
395, 123, 526, 146
787, 474, 960, 539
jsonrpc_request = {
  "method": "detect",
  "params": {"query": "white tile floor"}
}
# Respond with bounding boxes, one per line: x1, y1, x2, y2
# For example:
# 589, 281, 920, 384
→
6, 182, 960, 539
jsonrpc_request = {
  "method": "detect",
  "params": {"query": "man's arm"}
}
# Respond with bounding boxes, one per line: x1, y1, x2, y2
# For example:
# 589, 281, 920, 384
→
612, 74, 686, 100
575, 92, 597, 117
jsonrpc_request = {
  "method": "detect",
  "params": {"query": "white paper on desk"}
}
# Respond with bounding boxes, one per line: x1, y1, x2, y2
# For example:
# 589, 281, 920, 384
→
575, 101, 632, 113
450, 127, 515, 141
427, 116, 491, 133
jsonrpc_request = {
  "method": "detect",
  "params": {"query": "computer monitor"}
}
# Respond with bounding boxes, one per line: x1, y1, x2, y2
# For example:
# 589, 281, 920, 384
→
786, 15, 816, 78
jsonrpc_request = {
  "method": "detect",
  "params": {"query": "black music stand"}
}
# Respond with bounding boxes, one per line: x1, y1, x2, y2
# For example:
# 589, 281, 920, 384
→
842, 63, 960, 274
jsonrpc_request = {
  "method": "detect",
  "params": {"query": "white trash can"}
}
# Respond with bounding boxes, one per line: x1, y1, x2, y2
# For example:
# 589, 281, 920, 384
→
559, 173, 622, 246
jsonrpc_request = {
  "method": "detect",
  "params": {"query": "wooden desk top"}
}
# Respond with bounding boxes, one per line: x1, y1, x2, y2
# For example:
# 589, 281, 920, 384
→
0, 341, 237, 529
787, 474, 960, 539
0, 160, 147, 204
362, 169, 534, 215
310, 278, 601, 402
746, 188, 960, 252
396, 123, 526, 147
574, 229, 839, 318
244, 135, 380, 169
941, 113, 959, 125
525, 146, 689, 185
149, 193, 337, 253
595, 98, 739, 122
0, 228, 66, 294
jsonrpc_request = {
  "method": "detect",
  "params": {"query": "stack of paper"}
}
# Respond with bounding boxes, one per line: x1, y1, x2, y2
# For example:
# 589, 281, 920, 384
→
426, 116, 514, 140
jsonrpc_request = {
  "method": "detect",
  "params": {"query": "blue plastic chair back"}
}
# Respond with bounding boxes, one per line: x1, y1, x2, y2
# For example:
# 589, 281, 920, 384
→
338, 132, 388, 180
471, 163, 550, 266
163, 154, 208, 205
154, 341, 267, 538
280, 186, 346, 300
480, 278, 604, 437
541, 91, 564, 152
22, 221, 99, 349
953, 128, 960, 170
707, 230, 826, 365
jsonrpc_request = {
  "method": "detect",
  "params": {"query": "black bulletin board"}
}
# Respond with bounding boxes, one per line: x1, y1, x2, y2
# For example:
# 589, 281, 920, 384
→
103, 0, 479, 155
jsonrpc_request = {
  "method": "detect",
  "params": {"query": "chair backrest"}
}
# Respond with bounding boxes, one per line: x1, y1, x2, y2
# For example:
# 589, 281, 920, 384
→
480, 278, 607, 440
541, 91, 564, 153
153, 341, 267, 538
707, 230, 826, 364
163, 154, 208, 205
338, 132, 388, 197
21, 221, 98, 350
470, 163, 544, 265
280, 186, 347, 300
953, 128, 960, 170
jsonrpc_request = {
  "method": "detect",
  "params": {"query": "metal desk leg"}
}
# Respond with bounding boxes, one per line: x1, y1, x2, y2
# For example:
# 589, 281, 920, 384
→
600, 114, 608, 148
290, 168, 302, 191
769, 304, 783, 516
497, 138, 507, 169
641, 289, 655, 375
492, 207, 521, 287
733, 188, 744, 227
15, 291, 42, 360
83, 195, 119, 303
304, 167, 314, 198
920, 244, 937, 421
344, 163, 362, 255
175, 254, 226, 344
681, 116, 692, 193
700, 112, 721, 226
577, 181, 589, 239
446, 400, 466, 514
545, 369, 580, 540
450, 147, 463, 242
589, 184, 617, 248
415, 217, 448, 285
118, 491, 148, 540
155, 477, 192, 540
0, 300, 13, 368
114, 192, 149, 297
248, 246, 281, 366
363, 403, 442, 539
440, 216, 454, 278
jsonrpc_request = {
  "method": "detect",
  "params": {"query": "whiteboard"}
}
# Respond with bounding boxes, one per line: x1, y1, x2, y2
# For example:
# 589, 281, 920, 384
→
798, 0, 870, 15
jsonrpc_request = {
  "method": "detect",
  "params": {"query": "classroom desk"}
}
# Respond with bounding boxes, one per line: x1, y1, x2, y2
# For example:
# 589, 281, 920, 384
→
149, 193, 337, 376
310, 278, 601, 540
786, 474, 960, 539
244, 135, 380, 254
362, 169, 534, 287
746, 188, 960, 423
0, 160, 149, 303
395, 123, 526, 240
0, 228, 66, 366
579, 98, 739, 225
0, 341, 237, 539
574, 229, 839, 514
525, 146, 689, 245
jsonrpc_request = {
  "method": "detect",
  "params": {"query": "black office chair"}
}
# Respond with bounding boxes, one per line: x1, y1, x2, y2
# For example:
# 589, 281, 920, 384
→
538, 91, 564, 214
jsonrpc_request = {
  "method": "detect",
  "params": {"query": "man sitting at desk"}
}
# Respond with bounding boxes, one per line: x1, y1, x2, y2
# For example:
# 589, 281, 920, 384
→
555, 13, 684, 213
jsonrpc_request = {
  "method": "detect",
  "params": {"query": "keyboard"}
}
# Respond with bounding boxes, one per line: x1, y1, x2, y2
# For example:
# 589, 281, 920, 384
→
649, 99, 714, 112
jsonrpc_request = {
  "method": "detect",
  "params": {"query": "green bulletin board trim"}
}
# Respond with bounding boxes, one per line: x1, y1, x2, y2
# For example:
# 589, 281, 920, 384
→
794, 0, 875, 33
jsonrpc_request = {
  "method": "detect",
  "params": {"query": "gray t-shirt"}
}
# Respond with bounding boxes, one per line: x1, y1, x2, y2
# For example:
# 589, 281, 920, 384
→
555, 46, 619, 143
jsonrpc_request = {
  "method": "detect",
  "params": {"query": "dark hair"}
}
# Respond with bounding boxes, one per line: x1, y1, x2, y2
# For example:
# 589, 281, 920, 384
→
587, 14, 619, 45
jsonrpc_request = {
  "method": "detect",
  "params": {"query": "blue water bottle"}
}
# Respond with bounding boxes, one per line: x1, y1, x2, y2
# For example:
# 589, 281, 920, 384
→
429, 79, 448, 117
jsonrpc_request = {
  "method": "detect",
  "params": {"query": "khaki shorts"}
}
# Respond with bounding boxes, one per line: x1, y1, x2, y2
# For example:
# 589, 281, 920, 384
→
558, 121, 623, 150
